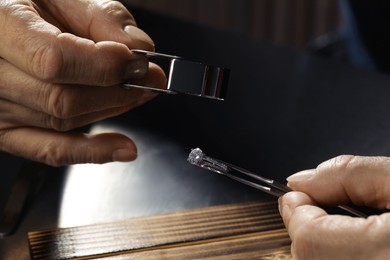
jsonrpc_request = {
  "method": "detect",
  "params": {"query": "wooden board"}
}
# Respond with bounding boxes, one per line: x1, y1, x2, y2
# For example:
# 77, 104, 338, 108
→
28, 201, 291, 259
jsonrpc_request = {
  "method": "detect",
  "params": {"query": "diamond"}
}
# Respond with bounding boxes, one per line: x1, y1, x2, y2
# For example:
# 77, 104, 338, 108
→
187, 148, 204, 165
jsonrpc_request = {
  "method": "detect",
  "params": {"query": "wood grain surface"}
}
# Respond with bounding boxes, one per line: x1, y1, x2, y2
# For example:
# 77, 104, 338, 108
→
28, 201, 291, 259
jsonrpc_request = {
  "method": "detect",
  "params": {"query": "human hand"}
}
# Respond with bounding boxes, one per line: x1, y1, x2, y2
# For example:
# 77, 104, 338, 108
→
0, 0, 166, 166
279, 155, 390, 260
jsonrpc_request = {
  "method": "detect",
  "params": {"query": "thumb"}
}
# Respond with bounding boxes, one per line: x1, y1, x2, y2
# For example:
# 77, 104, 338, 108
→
0, 2, 147, 86
40, 0, 155, 50
287, 155, 390, 209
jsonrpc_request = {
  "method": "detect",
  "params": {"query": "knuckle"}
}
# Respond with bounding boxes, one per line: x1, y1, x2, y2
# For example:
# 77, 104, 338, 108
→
86, 42, 126, 86
339, 154, 359, 172
31, 43, 63, 82
317, 154, 356, 173
97, 60, 117, 86
100, 1, 130, 20
47, 85, 77, 119
51, 117, 73, 132
366, 215, 388, 242
84, 145, 103, 163
47, 116, 71, 132
40, 142, 103, 166
37, 140, 66, 167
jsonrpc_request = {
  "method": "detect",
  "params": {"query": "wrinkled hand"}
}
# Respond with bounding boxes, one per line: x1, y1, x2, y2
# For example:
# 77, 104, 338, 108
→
0, 0, 166, 166
279, 155, 390, 259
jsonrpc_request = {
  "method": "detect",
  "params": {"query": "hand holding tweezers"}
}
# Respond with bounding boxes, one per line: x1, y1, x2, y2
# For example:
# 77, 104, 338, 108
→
187, 148, 367, 218
123, 49, 229, 100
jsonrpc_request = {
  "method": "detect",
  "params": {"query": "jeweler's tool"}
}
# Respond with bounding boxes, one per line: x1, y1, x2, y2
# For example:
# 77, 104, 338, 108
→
187, 148, 367, 218
123, 49, 229, 100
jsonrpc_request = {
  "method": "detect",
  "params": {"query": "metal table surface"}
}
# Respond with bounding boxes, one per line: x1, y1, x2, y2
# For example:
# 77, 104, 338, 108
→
3, 6, 390, 259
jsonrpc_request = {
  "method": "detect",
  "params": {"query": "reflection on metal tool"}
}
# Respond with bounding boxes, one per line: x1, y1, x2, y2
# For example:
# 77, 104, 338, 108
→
187, 148, 367, 218
123, 49, 230, 100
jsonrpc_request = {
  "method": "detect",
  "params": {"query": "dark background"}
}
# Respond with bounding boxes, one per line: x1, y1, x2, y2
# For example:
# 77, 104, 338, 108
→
2, 1, 390, 259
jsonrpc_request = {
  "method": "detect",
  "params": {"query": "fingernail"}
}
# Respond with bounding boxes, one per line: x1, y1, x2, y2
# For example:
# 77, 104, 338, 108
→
125, 58, 148, 79
286, 169, 315, 183
112, 148, 137, 162
124, 25, 155, 50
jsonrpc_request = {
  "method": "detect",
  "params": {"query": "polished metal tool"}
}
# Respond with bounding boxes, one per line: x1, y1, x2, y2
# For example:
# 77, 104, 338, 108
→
123, 49, 229, 100
187, 148, 367, 217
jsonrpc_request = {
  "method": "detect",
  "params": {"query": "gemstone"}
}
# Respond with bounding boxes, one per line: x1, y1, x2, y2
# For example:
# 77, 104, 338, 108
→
187, 148, 204, 165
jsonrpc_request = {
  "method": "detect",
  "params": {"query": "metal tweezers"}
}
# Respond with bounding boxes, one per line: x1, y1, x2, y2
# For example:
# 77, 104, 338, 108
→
123, 49, 229, 100
187, 148, 367, 218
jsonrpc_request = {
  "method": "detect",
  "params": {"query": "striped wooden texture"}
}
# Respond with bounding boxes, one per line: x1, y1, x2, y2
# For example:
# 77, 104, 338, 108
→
28, 201, 291, 259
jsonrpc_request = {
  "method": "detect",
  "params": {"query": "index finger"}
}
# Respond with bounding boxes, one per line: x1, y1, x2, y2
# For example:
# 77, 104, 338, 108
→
287, 155, 390, 209
0, 1, 147, 86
